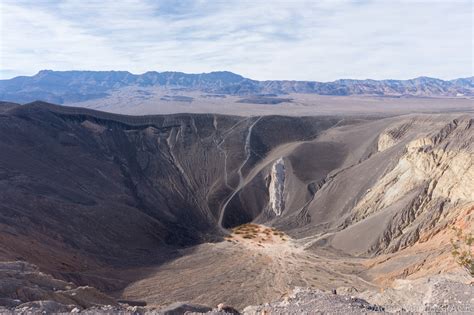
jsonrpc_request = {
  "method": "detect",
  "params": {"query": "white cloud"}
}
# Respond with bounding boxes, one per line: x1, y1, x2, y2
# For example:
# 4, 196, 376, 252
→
0, 0, 472, 80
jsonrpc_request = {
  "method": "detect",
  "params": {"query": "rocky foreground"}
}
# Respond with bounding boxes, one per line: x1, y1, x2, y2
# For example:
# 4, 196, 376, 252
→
1, 261, 472, 314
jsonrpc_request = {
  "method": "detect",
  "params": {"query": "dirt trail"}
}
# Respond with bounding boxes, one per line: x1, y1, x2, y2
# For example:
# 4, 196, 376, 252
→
218, 117, 262, 228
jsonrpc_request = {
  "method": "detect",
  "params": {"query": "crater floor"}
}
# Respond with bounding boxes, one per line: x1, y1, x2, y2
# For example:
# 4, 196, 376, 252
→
121, 224, 375, 309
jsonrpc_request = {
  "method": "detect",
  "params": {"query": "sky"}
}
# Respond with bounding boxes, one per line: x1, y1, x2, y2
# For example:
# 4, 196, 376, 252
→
0, 0, 472, 81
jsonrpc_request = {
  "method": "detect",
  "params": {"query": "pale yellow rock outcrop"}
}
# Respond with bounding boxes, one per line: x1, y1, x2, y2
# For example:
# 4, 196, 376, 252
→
355, 118, 473, 220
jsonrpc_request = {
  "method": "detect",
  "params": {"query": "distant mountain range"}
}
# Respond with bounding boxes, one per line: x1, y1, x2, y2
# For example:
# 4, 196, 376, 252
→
0, 70, 473, 104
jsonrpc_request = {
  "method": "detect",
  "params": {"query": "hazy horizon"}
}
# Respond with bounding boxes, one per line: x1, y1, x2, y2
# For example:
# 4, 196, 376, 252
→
2, 68, 473, 82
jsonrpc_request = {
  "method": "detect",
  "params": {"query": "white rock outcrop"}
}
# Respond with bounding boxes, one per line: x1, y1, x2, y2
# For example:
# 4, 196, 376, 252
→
269, 158, 286, 216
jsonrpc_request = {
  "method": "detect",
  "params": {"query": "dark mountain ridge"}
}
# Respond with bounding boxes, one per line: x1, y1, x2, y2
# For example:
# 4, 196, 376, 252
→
1, 70, 472, 104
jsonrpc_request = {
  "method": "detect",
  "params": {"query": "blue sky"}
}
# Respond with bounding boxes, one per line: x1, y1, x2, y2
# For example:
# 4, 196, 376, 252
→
0, 0, 472, 80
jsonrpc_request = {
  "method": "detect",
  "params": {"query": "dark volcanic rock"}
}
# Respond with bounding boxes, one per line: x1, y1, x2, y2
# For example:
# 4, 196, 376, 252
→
158, 302, 213, 314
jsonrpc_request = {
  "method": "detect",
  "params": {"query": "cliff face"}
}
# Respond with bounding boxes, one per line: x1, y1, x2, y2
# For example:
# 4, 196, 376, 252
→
371, 118, 472, 210
344, 117, 473, 255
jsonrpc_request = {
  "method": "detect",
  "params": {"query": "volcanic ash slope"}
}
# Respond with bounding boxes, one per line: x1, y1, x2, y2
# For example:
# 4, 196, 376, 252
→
0, 102, 472, 312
